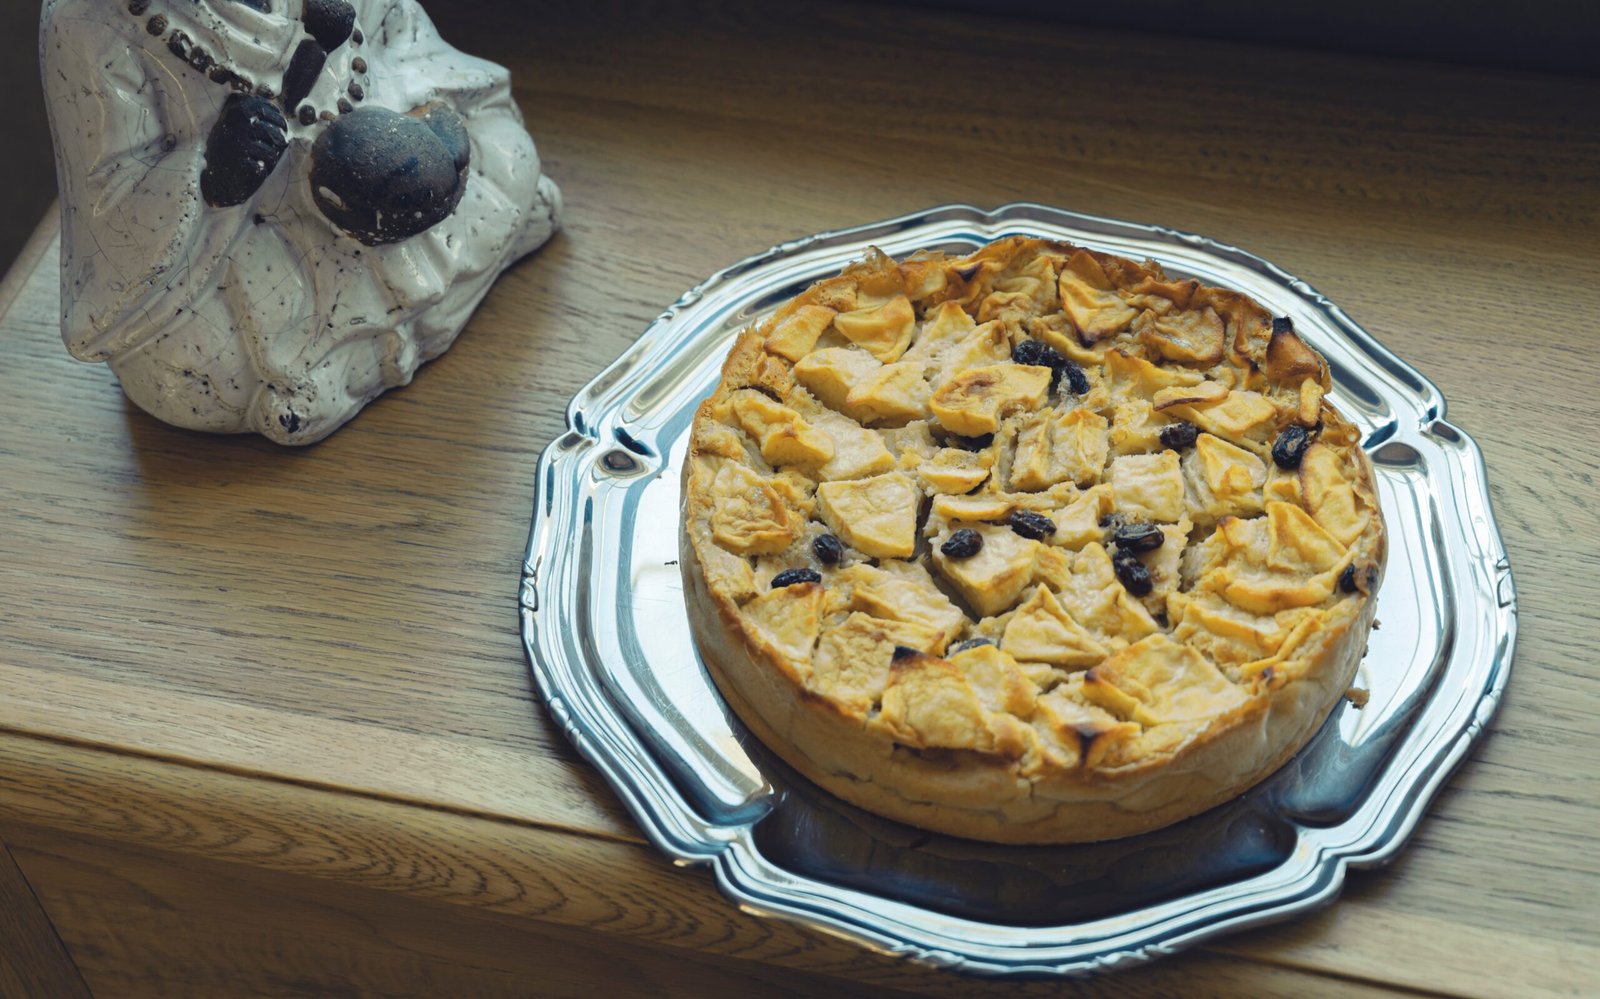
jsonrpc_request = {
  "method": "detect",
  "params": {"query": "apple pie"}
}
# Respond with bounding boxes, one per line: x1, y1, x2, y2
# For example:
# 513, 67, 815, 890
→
680, 236, 1385, 844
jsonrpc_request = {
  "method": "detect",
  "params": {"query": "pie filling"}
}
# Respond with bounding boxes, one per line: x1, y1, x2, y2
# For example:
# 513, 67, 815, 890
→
684, 236, 1382, 802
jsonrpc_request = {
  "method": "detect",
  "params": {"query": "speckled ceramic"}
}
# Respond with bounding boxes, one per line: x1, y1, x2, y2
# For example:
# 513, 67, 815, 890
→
42, 0, 560, 444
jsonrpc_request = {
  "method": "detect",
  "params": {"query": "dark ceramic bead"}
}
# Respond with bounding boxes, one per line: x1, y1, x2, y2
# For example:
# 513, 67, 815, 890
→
186, 45, 213, 73
280, 38, 327, 112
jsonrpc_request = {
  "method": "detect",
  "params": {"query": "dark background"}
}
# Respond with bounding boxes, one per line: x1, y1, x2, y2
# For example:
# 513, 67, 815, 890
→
3, 1, 1595, 270
2, 2, 54, 270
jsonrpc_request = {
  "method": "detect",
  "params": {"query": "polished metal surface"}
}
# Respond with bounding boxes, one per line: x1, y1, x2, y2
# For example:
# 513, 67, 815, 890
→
519, 203, 1516, 976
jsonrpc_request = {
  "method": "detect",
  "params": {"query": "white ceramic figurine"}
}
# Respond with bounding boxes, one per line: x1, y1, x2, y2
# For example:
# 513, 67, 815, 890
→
41, 0, 561, 443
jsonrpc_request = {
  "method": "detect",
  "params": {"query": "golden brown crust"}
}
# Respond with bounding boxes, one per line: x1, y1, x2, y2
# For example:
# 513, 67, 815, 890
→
680, 237, 1386, 844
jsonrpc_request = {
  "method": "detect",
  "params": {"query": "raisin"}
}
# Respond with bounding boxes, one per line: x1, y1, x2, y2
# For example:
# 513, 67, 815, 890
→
1060, 359, 1090, 395
1012, 339, 1064, 370
951, 637, 997, 654
1272, 425, 1313, 469
1113, 522, 1165, 553
891, 644, 921, 662
1271, 316, 1294, 335
948, 432, 995, 451
1159, 421, 1200, 450
770, 567, 822, 589
1112, 550, 1154, 596
1008, 509, 1056, 540
1337, 563, 1376, 592
1011, 340, 1089, 395
1098, 513, 1123, 529
812, 533, 845, 566
940, 528, 984, 559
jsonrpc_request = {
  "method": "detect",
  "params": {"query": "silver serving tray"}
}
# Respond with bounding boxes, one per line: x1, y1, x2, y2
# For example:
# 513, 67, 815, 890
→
518, 203, 1516, 976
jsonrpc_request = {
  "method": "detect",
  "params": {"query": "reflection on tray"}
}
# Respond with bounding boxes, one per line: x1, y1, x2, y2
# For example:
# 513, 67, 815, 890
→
749, 677, 1433, 926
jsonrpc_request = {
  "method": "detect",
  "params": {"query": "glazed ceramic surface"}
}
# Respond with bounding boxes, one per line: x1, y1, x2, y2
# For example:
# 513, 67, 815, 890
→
42, 0, 560, 443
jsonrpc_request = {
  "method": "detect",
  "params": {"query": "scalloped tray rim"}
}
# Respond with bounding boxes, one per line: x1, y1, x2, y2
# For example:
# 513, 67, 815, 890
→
519, 202, 1516, 977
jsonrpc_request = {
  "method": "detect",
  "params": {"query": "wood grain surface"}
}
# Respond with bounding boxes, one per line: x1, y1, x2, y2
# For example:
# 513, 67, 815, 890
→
0, 835, 91, 999
6, 819, 1419, 999
2, 2, 1597, 996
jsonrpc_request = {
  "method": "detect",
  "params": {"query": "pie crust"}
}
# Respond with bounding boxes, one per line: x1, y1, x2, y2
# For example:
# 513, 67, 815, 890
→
680, 237, 1385, 844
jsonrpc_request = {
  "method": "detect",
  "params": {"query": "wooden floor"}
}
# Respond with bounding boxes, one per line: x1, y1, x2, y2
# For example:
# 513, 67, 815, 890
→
1, 2, 1596, 996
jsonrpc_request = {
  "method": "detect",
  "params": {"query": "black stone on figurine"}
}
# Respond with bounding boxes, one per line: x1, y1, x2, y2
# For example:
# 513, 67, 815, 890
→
309, 105, 472, 246
200, 94, 288, 208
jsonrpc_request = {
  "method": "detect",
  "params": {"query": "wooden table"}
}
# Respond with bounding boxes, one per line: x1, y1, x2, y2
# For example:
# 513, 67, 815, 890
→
3, 4, 1596, 996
